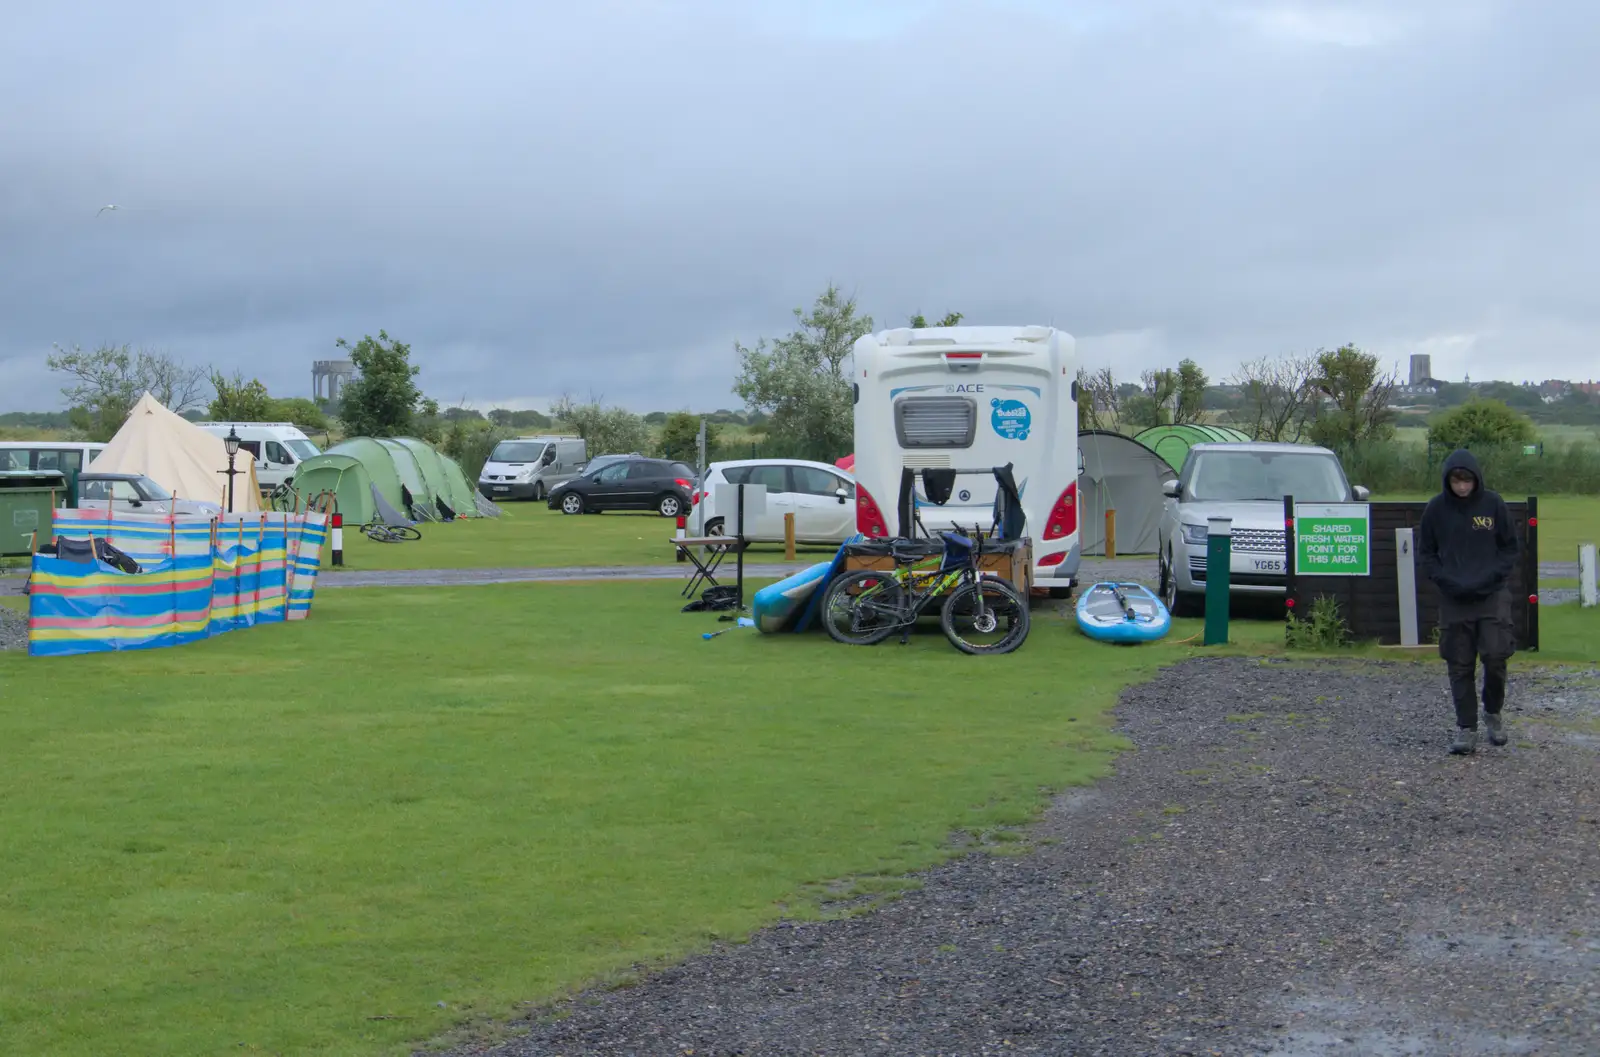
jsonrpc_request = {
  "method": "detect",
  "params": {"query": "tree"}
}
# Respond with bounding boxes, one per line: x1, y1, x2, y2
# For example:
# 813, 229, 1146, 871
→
1075, 367, 1120, 431
208, 370, 273, 421
335, 330, 423, 437
908, 311, 964, 328
267, 398, 329, 433
1306, 344, 1399, 452
658, 412, 720, 463
1428, 400, 1538, 451
1172, 359, 1209, 426
46, 342, 209, 441
488, 408, 553, 430
733, 283, 871, 461
1121, 368, 1181, 429
1228, 351, 1323, 441
550, 395, 651, 456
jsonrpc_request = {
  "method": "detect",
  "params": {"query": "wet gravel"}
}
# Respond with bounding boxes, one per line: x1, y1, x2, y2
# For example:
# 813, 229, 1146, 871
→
433, 658, 1599, 1057
0, 603, 26, 652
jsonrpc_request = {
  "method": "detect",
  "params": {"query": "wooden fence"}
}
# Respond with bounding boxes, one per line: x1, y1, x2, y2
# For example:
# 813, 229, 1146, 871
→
1284, 498, 1540, 650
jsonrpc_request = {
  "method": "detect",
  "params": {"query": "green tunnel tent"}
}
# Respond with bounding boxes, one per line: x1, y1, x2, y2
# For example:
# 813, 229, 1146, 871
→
289, 454, 378, 523
325, 438, 409, 513
436, 454, 480, 515
377, 439, 430, 505
1132, 424, 1253, 474
390, 438, 459, 515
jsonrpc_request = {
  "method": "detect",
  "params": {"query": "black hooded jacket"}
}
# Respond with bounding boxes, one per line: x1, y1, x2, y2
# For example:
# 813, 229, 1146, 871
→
1416, 449, 1520, 604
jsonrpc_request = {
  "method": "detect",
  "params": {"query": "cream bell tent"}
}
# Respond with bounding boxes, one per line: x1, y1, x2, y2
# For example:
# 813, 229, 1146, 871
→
88, 392, 262, 512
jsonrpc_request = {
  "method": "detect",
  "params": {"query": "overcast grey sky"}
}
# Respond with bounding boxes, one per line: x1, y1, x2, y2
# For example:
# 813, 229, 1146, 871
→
2, 0, 1595, 414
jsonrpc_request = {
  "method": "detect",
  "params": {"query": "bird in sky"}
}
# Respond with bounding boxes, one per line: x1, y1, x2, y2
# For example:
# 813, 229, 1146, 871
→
95, 204, 153, 216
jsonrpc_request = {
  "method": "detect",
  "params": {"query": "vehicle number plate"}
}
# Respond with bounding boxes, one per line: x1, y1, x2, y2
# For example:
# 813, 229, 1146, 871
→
492, 486, 509, 493
1253, 558, 1284, 572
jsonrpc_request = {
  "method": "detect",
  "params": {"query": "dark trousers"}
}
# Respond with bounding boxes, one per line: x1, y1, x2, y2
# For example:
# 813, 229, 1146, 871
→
1438, 593, 1515, 729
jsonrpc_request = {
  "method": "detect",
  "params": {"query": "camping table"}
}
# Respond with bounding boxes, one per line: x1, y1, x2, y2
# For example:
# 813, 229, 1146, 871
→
673, 535, 745, 598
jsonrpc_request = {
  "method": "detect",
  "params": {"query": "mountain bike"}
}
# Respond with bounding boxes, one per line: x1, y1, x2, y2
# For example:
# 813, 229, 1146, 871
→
819, 525, 1030, 654
361, 520, 421, 543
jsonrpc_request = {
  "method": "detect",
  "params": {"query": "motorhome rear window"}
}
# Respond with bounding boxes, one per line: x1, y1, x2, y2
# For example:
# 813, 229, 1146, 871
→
895, 397, 976, 448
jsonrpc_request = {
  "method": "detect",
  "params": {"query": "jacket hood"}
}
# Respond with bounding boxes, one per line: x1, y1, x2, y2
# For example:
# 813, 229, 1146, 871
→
1441, 448, 1483, 495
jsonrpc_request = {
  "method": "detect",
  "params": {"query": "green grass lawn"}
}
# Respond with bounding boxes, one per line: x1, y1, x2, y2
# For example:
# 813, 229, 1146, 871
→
0, 580, 1246, 1057
1, 581, 1593, 1056
1393, 423, 1600, 446
1372, 493, 1597, 561
331, 503, 837, 572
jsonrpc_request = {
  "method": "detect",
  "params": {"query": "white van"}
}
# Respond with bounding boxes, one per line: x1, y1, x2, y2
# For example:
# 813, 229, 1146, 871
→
193, 422, 322, 493
0, 441, 108, 503
477, 435, 588, 501
851, 324, 1081, 593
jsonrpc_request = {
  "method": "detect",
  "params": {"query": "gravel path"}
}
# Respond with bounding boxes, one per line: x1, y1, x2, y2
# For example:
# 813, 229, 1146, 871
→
0, 603, 27, 652
433, 658, 1599, 1057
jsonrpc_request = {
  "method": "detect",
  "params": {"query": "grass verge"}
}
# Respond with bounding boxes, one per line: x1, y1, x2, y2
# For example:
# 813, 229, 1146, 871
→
330, 505, 836, 572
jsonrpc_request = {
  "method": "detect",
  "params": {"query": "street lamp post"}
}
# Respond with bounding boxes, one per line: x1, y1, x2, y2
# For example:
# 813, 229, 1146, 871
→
220, 426, 241, 513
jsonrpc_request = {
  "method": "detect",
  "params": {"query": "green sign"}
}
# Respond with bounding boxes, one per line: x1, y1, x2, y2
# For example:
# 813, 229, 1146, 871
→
1294, 502, 1370, 576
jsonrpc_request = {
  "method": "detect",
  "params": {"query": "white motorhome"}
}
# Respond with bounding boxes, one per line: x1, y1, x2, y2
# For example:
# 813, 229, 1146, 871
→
193, 422, 322, 493
850, 324, 1081, 593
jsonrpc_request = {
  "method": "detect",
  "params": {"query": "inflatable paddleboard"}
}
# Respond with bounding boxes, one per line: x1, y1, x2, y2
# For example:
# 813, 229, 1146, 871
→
791, 534, 862, 634
1075, 581, 1172, 644
752, 561, 833, 633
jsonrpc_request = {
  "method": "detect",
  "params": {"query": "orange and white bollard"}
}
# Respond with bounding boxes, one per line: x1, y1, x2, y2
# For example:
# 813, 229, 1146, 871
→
331, 513, 344, 567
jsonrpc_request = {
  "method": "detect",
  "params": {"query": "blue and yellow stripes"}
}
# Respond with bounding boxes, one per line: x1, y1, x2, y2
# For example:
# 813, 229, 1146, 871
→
27, 512, 328, 657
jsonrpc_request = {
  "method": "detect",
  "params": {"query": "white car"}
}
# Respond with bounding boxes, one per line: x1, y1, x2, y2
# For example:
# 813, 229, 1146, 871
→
692, 459, 858, 544
77, 473, 222, 517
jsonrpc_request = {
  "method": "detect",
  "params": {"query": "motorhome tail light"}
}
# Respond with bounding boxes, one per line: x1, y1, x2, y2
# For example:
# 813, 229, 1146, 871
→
1038, 552, 1066, 567
1043, 482, 1078, 540
944, 351, 982, 372
855, 484, 889, 538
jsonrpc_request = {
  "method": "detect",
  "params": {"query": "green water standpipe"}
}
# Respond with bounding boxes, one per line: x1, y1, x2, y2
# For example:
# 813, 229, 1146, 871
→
1203, 516, 1232, 646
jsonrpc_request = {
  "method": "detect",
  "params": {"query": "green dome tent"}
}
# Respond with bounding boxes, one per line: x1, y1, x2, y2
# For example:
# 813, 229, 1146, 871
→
290, 454, 379, 523
1133, 424, 1253, 474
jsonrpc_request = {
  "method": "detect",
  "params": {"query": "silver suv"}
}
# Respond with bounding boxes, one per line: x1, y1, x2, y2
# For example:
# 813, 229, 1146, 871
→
1156, 442, 1369, 616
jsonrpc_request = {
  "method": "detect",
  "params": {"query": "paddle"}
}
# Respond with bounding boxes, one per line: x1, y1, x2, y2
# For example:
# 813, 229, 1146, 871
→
1109, 584, 1137, 622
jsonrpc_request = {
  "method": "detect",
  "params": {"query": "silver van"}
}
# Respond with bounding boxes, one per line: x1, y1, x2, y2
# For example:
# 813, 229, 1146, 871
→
477, 436, 588, 501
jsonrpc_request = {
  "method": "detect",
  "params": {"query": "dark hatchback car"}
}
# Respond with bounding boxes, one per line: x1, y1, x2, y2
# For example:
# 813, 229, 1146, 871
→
547, 457, 696, 517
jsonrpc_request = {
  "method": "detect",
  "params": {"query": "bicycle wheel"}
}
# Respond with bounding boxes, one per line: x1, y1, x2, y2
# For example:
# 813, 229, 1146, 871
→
820, 570, 908, 646
940, 576, 1031, 655
389, 525, 422, 541
362, 524, 400, 543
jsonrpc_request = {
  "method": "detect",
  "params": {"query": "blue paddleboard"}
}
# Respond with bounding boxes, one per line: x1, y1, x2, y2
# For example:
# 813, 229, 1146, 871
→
752, 561, 833, 634
1075, 581, 1172, 644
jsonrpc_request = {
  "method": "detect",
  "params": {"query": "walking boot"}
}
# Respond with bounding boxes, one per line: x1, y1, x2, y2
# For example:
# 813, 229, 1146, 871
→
1450, 727, 1478, 755
1485, 712, 1508, 746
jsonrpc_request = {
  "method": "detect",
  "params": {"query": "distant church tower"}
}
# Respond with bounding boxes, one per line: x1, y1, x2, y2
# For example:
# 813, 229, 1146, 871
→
1409, 354, 1433, 387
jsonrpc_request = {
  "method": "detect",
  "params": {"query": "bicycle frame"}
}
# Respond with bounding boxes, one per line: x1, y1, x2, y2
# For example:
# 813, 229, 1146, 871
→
846, 527, 991, 632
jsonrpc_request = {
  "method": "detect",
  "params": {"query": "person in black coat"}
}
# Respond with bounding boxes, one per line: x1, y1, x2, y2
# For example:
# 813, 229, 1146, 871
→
1416, 449, 1521, 755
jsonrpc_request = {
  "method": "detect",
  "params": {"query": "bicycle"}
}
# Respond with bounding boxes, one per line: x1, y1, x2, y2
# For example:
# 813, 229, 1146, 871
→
818, 525, 1030, 655
361, 520, 421, 543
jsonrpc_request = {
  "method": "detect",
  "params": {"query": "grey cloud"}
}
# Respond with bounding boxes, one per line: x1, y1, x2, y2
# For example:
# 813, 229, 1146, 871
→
3, 0, 1597, 415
